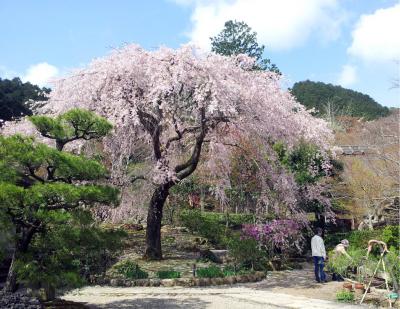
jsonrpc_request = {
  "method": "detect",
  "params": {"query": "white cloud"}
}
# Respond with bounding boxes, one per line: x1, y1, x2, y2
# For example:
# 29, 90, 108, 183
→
348, 4, 400, 62
22, 62, 59, 87
337, 64, 357, 87
0, 65, 18, 79
175, 0, 345, 51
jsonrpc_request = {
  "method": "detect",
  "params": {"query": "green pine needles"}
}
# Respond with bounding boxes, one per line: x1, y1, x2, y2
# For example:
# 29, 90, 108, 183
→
0, 108, 120, 292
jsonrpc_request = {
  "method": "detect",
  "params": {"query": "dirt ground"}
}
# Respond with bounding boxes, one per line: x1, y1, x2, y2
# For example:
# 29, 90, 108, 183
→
247, 262, 345, 301
62, 263, 364, 309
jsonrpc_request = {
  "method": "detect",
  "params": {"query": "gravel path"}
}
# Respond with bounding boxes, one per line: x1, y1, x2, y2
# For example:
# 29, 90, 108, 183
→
62, 264, 364, 308
62, 285, 360, 309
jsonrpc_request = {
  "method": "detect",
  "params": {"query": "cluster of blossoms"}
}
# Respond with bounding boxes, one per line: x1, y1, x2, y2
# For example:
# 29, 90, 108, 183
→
1, 44, 334, 224
242, 219, 304, 252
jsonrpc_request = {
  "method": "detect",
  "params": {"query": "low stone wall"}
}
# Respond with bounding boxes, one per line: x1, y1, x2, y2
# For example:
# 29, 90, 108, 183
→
105, 271, 266, 287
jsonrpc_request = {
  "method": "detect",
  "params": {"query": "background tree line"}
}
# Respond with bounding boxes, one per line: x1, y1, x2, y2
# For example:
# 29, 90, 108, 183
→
0, 78, 49, 125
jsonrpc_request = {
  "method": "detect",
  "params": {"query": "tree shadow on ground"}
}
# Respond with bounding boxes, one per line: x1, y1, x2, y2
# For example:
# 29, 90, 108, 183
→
92, 297, 209, 309
248, 267, 323, 290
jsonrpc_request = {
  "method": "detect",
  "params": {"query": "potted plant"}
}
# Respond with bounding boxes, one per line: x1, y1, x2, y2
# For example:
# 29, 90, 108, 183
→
343, 282, 353, 291
354, 282, 365, 296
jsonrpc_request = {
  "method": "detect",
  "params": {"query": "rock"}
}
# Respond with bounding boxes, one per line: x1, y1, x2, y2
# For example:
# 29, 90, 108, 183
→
121, 223, 144, 231
202, 278, 211, 286
210, 250, 229, 263
150, 279, 161, 287
248, 274, 258, 282
134, 279, 149, 287
255, 271, 266, 280
174, 226, 189, 233
241, 274, 250, 282
176, 241, 199, 252
224, 276, 237, 285
236, 275, 245, 283
199, 249, 222, 263
194, 237, 208, 245
194, 278, 209, 286
210, 278, 218, 285
110, 278, 121, 286
175, 278, 192, 287
161, 225, 174, 233
214, 278, 224, 285
161, 279, 175, 287
192, 278, 201, 286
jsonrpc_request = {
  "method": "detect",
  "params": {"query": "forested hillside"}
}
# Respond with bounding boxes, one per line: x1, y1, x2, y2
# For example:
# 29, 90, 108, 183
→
0, 77, 49, 124
291, 80, 390, 120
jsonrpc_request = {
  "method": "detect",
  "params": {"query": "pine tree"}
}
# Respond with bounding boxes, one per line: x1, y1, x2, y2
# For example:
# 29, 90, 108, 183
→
0, 109, 118, 292
211, 20, 280, 73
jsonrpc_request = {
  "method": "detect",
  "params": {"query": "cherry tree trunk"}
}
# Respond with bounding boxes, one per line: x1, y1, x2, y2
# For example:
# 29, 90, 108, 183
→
144, 184, 170, 260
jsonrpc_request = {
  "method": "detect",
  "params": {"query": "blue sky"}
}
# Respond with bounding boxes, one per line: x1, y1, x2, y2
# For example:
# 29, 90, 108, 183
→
1, 0, 399, 107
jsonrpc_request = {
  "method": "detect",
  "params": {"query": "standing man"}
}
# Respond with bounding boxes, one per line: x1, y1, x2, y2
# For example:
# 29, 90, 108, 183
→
311, 228, 327, 283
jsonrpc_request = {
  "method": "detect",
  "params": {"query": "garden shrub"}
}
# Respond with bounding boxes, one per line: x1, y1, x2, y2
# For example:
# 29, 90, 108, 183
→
381, 225, 399, 251
336, 290, 354, 302
227, 234, 267, 271
157, 270, 181, 279
113, 260, 148, 279
222, 265, 236, 277
347, 229, 381, 249
327, 248, 364, 278
179, 210, 226, 246
179, 209, 256, 246
385, 250, 400, 286
15, 210, 126, 290
325, 225, 399, 251
196, 265, 224, 278
222, 264, 256, 276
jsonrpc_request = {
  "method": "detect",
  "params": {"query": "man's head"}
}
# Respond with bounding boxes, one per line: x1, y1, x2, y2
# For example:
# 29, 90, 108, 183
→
316, 228, 323, 236
341, 239, 349, 247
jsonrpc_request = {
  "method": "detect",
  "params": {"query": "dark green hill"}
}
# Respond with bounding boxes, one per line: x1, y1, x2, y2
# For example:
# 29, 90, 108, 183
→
0, 77, 49, 125
291, 80, 390, 120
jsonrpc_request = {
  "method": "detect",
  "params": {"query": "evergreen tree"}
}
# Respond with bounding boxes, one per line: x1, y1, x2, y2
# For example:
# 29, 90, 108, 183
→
211, 20, 280, 73
0, 109, 118, 292
0, 77, 50, 125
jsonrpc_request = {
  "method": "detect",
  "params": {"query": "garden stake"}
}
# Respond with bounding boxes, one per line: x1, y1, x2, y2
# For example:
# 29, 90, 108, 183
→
360, 254, 383, 304
381, 258, 392, 308
192, 264, 197, 277
360, 240, 390, 306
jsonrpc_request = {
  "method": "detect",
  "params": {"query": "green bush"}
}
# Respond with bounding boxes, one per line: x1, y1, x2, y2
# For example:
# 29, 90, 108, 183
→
336, 290, 354, 303
15, 210, 126, 290
327, 248, 364, 278
381, 225, 399, 251
385, 251, 400, 285
113, 260, 148, 279
157, 270, 181, 279
223, 269, 236, 277
347, 229, 381, 249
227, 234, 267, 271
179, 210, 226, 246
196, 265, 224, 278
325, 226, 399, 251
222, 264, 256, 276
179, 209, 256, 246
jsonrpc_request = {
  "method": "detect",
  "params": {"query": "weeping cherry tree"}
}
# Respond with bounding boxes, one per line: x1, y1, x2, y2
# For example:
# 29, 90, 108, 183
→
38, 45, 333, 260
